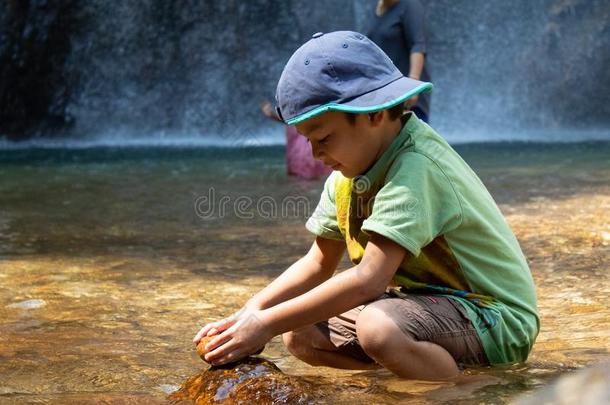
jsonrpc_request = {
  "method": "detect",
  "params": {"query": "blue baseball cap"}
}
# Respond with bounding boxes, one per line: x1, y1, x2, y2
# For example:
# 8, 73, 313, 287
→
275, 31, 433, 125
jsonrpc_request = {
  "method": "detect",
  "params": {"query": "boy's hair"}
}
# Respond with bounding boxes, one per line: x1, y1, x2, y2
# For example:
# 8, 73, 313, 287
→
344, 103, 405, 125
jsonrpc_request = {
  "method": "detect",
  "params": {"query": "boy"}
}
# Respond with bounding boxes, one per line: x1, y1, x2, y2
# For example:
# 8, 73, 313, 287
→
193, 31, 539, 380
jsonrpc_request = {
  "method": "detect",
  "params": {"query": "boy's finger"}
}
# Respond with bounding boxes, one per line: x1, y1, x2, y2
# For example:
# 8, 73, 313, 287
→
205, 331, 232, 353
193, 316, 229, 343
193, 323, 216, 343
212, 350, 240, 366
210, 318, 237, 334
193, 328, 208, 344
193, 314, 239, 344
204, 337, 236, 363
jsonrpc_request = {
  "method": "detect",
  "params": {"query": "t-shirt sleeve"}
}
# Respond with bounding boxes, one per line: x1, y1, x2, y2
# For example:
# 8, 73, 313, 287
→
361, 152, 462, 256
305, 171, 344, 241
401, 0, 427, 54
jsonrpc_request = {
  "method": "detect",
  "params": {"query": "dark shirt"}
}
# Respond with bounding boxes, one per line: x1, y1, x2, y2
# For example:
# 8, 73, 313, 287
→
366, 0, 431, 118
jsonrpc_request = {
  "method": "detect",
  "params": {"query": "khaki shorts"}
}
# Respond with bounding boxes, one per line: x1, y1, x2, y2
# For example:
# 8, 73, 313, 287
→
315, 289, 489, 368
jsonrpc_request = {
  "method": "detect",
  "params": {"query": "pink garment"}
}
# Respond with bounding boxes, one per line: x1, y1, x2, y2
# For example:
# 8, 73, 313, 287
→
285, 125, 332, 179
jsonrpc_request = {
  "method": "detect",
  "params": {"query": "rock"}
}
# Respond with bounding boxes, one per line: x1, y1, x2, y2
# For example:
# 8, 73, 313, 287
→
168, 357, 317, 404
170, 336, 318, 403
512, 362, 610, 405
158, 384, 180, 395
6, 299, 46, 309
195, 336, 214, 363
195, 336, 265, 364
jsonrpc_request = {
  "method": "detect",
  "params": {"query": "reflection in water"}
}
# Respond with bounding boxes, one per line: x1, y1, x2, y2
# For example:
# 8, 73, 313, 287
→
0, 143, 608, 404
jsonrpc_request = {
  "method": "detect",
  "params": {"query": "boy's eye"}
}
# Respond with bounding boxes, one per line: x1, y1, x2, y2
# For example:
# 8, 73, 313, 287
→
319, 135, 330, 144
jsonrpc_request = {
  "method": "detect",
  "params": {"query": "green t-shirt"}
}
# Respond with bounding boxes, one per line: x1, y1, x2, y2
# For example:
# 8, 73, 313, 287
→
306, 113, 540, 365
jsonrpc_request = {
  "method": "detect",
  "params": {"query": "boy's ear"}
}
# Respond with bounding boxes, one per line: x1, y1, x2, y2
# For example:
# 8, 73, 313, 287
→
367, 111, 384, 126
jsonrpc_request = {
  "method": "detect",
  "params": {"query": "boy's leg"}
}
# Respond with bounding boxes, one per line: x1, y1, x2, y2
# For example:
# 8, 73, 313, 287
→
282, 324, 380, 370
282, 294, 487, 379
355, 295, 488, 380
284, 293, 488, 379
355, 302, 459, 379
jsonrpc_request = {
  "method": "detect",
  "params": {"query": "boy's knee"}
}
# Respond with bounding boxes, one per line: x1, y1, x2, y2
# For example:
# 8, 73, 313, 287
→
282, 331, 299, 353
356, 305, 414, 361
282, 330, 313, 361
283, 327, 332, 366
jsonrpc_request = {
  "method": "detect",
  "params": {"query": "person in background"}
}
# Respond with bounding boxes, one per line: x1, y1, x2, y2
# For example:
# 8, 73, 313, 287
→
261, 100, 331, 180
367, 0, 432, 122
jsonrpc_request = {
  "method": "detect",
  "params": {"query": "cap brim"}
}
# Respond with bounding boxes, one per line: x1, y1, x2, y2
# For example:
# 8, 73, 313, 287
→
285, 77, 433, 125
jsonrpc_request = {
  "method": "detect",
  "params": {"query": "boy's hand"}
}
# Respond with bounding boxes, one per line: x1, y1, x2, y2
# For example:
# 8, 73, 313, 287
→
193, 306, 252, 345
197, 308, 273, 366
193, 315, 234, 345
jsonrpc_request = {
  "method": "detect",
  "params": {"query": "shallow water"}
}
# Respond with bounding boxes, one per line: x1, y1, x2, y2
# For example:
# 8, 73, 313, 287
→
0, 142, 609, 404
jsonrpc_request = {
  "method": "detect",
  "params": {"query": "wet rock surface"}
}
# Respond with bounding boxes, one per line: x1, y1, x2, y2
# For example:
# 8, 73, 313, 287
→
512, 361, 610, 405
170, 336, 319, 404
169, 357, 319, 404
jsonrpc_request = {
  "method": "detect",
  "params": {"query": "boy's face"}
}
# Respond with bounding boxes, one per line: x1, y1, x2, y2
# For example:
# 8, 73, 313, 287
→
295, 111, 382, 178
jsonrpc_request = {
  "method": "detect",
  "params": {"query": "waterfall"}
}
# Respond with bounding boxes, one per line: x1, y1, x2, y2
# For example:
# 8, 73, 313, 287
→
0, 0, 608, 144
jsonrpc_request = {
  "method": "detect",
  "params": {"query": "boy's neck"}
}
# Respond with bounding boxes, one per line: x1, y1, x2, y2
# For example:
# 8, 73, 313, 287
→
371, 114, 405, 166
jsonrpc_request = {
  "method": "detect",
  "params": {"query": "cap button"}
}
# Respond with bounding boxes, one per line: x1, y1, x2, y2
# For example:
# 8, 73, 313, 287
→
312, 32, 324, 38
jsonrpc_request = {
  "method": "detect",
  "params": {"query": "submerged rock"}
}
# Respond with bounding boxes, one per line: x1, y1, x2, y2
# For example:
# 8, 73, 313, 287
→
170, 336, 318, 403
512, 362, 610, 405
6, 299, 46, 309
168, 356, 317, 404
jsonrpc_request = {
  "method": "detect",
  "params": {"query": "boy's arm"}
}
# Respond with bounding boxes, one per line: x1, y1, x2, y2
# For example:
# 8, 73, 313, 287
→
406, 52, 425, 107
408, 52, 425, 81
261, 233, 407, 334
246, 236, 345, 310
204, 233, 408, 364
193, 236, 344, 343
